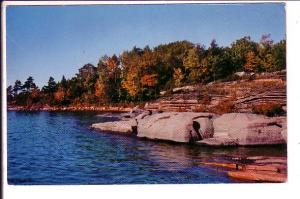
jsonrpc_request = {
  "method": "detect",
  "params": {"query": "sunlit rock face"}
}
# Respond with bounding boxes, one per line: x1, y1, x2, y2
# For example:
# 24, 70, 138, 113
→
92, 111, 286, 146
198, 113, 287, 146
91, 119, 137, 135
137, 112, 215, 143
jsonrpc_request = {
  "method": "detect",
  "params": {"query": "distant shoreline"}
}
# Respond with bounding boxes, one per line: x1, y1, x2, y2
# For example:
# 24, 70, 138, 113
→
7, 105, 133, 112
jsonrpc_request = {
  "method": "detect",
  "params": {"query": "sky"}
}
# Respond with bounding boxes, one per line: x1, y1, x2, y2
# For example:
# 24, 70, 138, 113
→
6, 3, 286, 88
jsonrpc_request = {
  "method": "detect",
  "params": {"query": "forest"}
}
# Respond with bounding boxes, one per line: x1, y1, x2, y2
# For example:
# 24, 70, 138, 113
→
7, 34, 286, 107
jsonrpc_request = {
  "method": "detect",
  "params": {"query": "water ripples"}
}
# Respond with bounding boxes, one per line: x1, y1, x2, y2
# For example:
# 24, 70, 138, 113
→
8, 111, 286, 184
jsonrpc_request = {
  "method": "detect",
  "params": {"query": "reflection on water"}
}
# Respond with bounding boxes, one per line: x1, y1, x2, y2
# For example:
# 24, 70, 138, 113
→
146, 140, 286, 171
7, 111, 286, 184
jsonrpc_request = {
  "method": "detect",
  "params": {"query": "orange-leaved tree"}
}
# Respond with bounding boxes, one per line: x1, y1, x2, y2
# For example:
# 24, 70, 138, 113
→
244, 51, 262, 72
173, 68, 184, 87
54, 86, 66, 104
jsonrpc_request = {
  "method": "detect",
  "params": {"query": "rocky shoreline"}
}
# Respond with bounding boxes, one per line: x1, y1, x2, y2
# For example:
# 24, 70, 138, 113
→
91, 108, 287, 146
91, 108, 287, 182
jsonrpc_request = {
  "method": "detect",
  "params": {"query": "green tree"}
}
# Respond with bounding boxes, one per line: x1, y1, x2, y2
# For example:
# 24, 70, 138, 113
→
68, 64, 98, 105
41, 77, 58, 105
270, 39, 286, 71
257, 34, 274, 71
106, 54, 122, 102
94, 55, 122, 103
139, 47, 160, 99
23, 76, 37, 92
42, 77, 57, 94
230, 36, 257, 72
154, 40, 194, 90
197, 40, 223, 82
61, 75, 67, 90
183, 47, 203, 81
13, 80, 22, 96
7, 85, 14, 102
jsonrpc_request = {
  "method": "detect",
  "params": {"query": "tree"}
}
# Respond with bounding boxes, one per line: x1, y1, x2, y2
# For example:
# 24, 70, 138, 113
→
48, 77, 57, 92
41, 77, 58, 105
139, 47, 160, 99
12, 80, 28, 106
8, 36, 286, 107
230, 36, 257, 72
42, 77, 57, 93
183, 47, 203, 81
121, 66, 139, 98
121, 46, 161, 100
7, 85, 14, 102
68, 63, 98, 105
195, 39, 224, 82
13, 80, 22, 96
54, 86, 65, 104
154, 40, 194, 90
61, 75, 67, 89
106, 55, 122, 102
244, 51, 262, 72
121, 49, 142, 99
270, 39, 286, 71
69, 77, 83, 99
183, 47, 202, 69
94, 78, 106, 98
140, 74, 158, 87
28, 87, 41, 105
257, 34, 274, 71
106, 54, 120, 77
173, 68, 184, 87
23, 76, 37, 92
93, 55, 123, 103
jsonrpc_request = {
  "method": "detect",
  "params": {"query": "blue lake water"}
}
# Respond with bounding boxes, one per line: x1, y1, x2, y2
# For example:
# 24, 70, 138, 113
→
7, 111, 286, 184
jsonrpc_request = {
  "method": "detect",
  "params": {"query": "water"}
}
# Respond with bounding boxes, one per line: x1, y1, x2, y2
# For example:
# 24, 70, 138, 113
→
7, 111, 286, 185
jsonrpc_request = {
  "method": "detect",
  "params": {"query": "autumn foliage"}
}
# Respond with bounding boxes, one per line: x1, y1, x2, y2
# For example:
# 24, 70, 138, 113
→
7, 35, 286, 106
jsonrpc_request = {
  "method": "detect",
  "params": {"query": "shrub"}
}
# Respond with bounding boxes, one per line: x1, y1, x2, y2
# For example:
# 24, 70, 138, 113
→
252, 103, 285, 117
192, 104, 206, 112
210, 100, 235, 114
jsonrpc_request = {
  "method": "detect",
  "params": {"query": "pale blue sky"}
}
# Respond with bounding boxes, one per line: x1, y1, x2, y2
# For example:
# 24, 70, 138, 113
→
6, 3, 285, 87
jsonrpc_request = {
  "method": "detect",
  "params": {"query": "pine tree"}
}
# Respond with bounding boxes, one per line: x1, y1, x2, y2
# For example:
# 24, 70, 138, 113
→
13, 80, 22, 96
23, 76, 37, 92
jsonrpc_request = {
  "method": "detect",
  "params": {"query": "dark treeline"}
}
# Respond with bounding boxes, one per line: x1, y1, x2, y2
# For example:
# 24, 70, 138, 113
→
7, 34, 286, 107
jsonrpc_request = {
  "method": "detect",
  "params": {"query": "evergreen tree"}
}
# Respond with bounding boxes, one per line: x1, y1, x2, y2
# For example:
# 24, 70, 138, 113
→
7, 85, 14, 102
61, 75, 67, 89
23, 76, 37, 92
13, 80, 22, 96
46, 77, 57, 93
